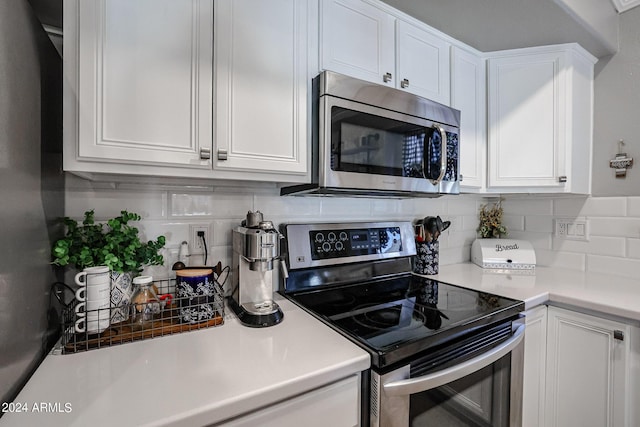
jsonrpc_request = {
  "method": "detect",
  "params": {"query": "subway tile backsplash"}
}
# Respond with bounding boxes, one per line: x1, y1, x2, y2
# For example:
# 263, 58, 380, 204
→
64, 175, 640, 281
503, 195, 640, 279
65, 177, 486, 280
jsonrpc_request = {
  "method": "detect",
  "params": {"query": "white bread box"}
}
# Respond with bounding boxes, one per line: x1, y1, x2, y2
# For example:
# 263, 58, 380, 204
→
471, 239, 536, 270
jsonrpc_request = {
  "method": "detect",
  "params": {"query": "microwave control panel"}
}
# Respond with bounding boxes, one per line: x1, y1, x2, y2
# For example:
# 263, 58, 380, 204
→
309, 227, 402, 260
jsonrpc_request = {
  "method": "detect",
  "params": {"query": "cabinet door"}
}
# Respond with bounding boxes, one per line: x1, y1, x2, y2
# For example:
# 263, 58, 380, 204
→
221, 375, 360, 427
545, 307, 630, 427
320, 0, 395, 86
522, 305, 547, 427
396, 20, 450, 105
451, 46, 485, 190
74, 0, 212, 168
487, 51, 566, 188
214, 0, 310, 180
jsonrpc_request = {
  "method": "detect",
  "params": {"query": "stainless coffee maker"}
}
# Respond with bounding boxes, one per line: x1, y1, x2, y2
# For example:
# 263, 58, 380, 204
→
229, 211, 286, 327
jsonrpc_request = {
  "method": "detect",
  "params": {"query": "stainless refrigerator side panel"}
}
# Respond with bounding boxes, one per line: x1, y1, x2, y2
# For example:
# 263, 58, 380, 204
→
0, 0, 64, 406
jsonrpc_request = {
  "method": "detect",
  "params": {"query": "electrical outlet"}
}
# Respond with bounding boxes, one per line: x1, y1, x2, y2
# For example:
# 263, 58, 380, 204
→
189, 224, 211, 255
555, 218, 589, 241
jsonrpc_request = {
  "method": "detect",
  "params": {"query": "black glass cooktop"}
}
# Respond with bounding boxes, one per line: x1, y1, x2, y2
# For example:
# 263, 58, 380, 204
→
287, 275, 524, 369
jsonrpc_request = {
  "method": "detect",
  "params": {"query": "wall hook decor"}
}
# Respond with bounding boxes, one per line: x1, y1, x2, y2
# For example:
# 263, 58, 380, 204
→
609, 139, 633, 178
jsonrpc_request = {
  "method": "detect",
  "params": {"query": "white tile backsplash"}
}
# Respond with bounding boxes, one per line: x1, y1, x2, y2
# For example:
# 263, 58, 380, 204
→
65, 183, 485, 271
447, 197, 480, 216
502, 215, 525, 232
64, 183, 640, 280
502, 196, 640, 277
534, 249, 586, 271
628, 238, 640, 259
554, 196, 627, 217
589, 217, 640, 238
505, 231, 552, 251
628, 197, 640, 216
66, 190, 167, 219
552, 235, 626, 257
503, 198, 554, 216
62, 173, 640, 285
586, 254, 640, 279
525, 215, 553, 233
170, 193, 253, 218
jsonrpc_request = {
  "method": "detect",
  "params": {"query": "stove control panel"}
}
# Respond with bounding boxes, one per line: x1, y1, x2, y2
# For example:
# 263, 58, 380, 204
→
282, 221, 416, 270
310, 227, 402, 260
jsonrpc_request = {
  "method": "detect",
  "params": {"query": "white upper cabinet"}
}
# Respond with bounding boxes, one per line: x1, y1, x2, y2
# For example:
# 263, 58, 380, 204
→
64, 0, 213, 174
320, 0, 395, 85
486, 44, 596, 194
213, 0, 312, 180
320, 0, 451, 105
395, 20, 450, 104
451, 46, 486, 191
64, 0, 312, 183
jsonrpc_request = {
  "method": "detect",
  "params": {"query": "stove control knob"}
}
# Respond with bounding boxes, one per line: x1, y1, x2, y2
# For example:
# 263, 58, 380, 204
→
322, 242, 331, 252
315, 233, 324, 243
339, 231, 348, 241
335, 241, 344, 251
328, 232, 337, 242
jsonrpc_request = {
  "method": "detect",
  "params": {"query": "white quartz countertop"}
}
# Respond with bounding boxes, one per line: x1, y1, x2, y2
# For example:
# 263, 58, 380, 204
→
1, 296, 370, 427
6, 263, 640, 426
435, 263, 640, 322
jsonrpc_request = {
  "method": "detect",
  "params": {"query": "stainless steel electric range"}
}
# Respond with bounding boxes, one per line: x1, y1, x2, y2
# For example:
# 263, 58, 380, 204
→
280, 221, 525, 427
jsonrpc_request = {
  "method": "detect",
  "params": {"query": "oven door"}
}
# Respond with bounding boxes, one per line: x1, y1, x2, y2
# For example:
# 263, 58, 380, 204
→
319, 95, 459, 195
371, 320, 524, 427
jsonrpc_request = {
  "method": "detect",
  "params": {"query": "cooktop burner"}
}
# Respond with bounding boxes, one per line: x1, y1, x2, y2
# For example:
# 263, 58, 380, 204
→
287, 275, 523, 369
351, 302, 427, 331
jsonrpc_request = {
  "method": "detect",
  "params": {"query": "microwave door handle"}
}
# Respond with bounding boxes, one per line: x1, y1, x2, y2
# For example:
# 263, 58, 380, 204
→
426, 125, 447, 186
383, 323, 525, 396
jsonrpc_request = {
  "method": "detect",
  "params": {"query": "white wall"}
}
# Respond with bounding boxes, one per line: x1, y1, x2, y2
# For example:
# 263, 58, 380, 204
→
502, 195, 640, 279
592, 6, 640, 196
64, 176, 484, 282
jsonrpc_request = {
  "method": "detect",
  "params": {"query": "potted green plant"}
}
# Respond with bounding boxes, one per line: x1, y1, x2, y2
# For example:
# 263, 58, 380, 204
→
52, 210, 166, 322
477, 200, 508, 238
52, 210, 165, 272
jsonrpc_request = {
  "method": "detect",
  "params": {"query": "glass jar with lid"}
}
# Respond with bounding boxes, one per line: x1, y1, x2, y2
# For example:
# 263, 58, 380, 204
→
130, 275, 161, 329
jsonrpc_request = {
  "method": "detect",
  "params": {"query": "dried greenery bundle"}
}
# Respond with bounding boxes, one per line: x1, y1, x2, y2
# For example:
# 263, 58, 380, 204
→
477, 200, 508, 238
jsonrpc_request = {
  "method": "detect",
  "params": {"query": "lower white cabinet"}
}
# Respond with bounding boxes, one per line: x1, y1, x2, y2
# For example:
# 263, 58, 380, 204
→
522, 305, 547, 427
219, 374, 361, 427
545, 306, 632, 427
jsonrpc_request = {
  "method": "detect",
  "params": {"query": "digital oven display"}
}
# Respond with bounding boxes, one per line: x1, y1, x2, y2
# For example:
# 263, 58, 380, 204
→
309, 227, 402, 260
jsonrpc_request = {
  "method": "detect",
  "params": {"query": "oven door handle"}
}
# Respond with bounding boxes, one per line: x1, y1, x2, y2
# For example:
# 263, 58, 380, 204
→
383, 323, 525, 396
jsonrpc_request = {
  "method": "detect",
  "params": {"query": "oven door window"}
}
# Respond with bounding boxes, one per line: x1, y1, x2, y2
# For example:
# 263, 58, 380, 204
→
330, 106, 440, 179
410, 354, 511, 427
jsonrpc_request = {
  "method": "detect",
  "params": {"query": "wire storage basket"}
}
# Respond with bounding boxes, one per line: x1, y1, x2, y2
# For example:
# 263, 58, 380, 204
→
59, 269, 226, 354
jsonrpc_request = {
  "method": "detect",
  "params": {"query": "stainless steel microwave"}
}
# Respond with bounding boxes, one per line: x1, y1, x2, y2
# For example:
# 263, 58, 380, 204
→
281, 71, 461, 198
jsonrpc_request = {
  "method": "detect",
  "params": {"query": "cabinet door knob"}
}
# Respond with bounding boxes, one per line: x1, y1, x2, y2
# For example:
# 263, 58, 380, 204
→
614, 330, 624, 341
383, 72, 393, 83
200, 148, 211, 160
401, 78, 410, 88
217, 149, 228, 161
558, 176, 567, 183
